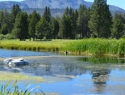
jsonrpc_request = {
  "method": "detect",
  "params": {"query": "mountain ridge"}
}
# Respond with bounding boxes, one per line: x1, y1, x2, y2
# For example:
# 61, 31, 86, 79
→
0, 0, 124, 12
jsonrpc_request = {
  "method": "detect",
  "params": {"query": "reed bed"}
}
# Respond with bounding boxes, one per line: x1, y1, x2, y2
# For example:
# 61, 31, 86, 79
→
66, 38, 125, 57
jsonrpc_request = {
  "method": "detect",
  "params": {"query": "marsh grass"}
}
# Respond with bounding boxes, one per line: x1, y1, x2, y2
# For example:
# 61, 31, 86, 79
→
0, 80, 45, 95
0, 72, 45, 95
66, 38, 125, 56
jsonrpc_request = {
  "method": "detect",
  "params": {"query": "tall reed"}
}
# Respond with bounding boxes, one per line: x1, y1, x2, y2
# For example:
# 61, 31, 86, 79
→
65, 38, 125, 56
0, 80, 45, 95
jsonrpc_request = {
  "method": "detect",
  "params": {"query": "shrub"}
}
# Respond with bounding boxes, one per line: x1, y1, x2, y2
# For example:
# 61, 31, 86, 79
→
0, 34, 4, 40
4, 34, 17, 40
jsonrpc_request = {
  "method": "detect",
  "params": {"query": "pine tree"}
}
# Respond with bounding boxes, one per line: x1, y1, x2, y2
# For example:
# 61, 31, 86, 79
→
10, 4, 21, 32
59, 7, 78, 39
42, 6, 52, 39
28, 10, 40, 40
111, 13, 125, 39
77, 5, 90, 38
43, 6, 51, 23
51, 17, 59, 39
12, 12, 28, 41
35, 17, 49, 40
0, 10, 10, 34
88, 0, 112, 38
70, 8, 78, 39
59, 7, 71, 39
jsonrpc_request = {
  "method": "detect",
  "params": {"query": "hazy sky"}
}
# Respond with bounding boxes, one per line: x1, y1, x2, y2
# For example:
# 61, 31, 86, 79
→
0, 0, 124, 10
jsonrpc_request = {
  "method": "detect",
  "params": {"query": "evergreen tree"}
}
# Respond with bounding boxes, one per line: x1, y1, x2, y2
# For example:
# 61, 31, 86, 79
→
0, 10, 10, 34
70, 8, 78, 38
42, 6, 52, 39
11, 4, 21, 18
59, 10, 71, 39
10, 4, 21, 32
35, 17, 50, 40
88, 0, 112, 38
77, 5, 90, 38
12, 12, 28, 41
59, 7, 77, 39
43, 6, 51, 23
0, 24, 8, 35
51, 17, 59, 39
28, 10, 40, 40
111, 13, 125, 39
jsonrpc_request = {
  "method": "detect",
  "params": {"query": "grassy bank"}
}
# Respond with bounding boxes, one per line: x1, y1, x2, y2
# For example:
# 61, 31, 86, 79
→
0, 39, 68, 52
0, 39, 124, 57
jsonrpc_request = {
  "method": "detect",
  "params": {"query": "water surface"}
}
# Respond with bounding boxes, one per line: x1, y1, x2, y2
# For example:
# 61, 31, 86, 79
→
0, 49, 59, 58
0, 49, 125, 95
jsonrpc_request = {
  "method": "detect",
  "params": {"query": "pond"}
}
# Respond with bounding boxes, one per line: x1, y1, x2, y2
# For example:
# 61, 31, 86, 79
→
0, 49, 125, 95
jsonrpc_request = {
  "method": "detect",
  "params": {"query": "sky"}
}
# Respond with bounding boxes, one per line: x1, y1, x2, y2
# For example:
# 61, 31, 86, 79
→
0, 0, 124, 10
85, 0, 125, 10
0, 0, 24, 2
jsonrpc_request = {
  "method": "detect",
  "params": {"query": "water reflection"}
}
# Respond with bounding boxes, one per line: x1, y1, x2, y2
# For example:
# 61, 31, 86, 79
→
91, 69, 110, 92
2, 56, 125, 79
80, 56, 125, 64
1, 56, 125, 94
22, 57, 87, 78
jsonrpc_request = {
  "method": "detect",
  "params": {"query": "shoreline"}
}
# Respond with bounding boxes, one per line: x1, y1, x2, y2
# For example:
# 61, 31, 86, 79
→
0, 55, 86, 61
0, 55, 124, 61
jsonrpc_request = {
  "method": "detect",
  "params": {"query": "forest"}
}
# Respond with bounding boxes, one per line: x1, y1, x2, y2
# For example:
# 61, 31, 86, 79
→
0, 0, 125, 41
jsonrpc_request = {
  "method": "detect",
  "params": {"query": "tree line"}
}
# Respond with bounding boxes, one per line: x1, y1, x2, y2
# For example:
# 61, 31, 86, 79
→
0, 0, 125, 41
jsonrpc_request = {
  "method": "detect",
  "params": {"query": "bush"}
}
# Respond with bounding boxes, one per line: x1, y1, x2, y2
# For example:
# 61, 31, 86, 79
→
0, 34, 4, 40
4, 34, 17, 40
0, 34, 16, 40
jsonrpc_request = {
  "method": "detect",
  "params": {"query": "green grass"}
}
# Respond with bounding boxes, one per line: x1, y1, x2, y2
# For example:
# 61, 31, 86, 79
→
0, 80, 45, 95
65, 38, 125, 57
0, 39, 69, 52
0, 72, 45, 95
0, 39, 124, 57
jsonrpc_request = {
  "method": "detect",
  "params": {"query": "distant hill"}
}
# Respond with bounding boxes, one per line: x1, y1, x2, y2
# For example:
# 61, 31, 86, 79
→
0, 0, 124, 12
0, 0, 124, 17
